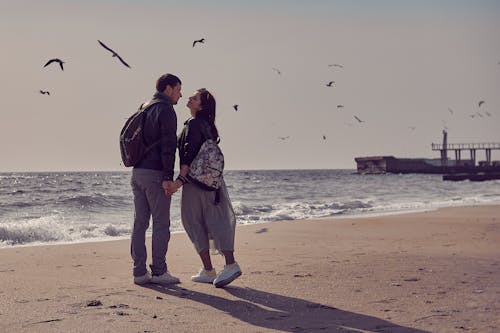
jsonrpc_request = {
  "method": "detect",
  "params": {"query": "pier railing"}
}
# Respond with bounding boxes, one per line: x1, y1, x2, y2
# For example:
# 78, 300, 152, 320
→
431, 143, 500, 151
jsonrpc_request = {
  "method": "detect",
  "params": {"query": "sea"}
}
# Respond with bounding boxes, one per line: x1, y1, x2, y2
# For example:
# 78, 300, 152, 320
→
1, 170, 499, 248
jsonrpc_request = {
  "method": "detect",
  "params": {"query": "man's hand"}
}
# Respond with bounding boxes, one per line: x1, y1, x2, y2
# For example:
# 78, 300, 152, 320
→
162, 180, 182, 196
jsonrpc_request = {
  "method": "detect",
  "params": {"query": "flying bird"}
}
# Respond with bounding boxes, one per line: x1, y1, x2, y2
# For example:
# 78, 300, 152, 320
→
337, 105, 344, 109
272, 67, 281, 75
328, 64, 344, 68
322, 135, 327, 140
326, 81, 335, 87
97, 40, 131, 68
354, 115, 364, 123
43, 58, 65, 71
448, 107, 454, 114
233, 104, 238, 111
192, 38, 205, 47
39, 90, 50, 95
278, 136, 290, 141
478, 100, 485, 107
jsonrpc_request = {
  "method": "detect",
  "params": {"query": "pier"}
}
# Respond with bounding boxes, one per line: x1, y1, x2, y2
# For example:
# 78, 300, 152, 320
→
355, 130, 500, 178
431, 130, 500, 167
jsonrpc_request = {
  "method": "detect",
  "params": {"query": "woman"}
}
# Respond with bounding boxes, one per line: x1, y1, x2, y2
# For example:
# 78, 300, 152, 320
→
171, 88, 241, 288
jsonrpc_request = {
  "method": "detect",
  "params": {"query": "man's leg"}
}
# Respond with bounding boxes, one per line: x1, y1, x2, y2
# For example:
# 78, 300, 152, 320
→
130, 172, 151, 277
145, 177, 171, 276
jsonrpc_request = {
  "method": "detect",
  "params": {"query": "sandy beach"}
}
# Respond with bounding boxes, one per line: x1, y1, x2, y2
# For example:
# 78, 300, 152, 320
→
0, 205, 498, 333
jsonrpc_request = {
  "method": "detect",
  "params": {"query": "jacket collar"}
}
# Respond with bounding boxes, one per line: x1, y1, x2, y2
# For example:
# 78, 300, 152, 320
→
153, 91, 173, 104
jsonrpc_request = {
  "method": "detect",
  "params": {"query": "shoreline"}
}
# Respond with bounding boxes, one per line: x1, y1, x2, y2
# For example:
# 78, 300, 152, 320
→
2, 202, 499, 250
1, 205, 499, 332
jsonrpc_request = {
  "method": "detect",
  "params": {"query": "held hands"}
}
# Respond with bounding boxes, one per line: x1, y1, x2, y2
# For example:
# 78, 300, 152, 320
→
163, 167, 189, 197
162, 180, 183, 196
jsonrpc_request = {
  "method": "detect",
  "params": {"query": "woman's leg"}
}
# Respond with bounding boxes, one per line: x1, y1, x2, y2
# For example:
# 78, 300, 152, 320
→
221, 251, 235, 265
199, 250, 213, 271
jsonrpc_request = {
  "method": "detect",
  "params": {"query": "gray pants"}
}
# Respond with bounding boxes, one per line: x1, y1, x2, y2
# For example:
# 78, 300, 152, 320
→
130, 168, 171, 277
181, 181, 236, 254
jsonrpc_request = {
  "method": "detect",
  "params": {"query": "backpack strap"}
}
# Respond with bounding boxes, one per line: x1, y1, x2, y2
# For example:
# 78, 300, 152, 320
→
140, 98, 167, 111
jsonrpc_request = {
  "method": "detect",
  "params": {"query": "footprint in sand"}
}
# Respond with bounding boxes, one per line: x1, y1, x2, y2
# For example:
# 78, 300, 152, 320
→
255, 228, 268, 234
86, 300, 103, 307
403, 277, 420, 282
109, 304, 129, 309
293, 273, 312, 278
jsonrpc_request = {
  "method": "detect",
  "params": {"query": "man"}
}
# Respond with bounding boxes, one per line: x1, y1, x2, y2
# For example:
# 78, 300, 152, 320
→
131, 73, 182, 285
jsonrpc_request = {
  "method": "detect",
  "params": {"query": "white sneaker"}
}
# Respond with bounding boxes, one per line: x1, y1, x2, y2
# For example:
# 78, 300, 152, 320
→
150, 271, 180, 285
213, 263, 242, 288
134, 271, 151, 285
191, 268, 217, 283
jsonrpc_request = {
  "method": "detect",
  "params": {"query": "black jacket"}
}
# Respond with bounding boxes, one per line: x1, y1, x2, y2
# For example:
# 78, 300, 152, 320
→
134, 92, 177, 181
178, 117, 211, 167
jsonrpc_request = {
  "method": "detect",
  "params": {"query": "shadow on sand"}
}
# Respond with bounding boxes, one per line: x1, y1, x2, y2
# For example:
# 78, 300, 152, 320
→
143, 284, 429, 333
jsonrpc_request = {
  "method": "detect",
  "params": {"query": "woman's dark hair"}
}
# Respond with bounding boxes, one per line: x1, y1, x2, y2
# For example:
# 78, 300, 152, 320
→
196, 88, 219, 141
156, 73, 182, 92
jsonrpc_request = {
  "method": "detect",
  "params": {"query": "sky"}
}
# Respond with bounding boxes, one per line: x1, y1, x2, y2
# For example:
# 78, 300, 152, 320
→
1, 0, 499, 171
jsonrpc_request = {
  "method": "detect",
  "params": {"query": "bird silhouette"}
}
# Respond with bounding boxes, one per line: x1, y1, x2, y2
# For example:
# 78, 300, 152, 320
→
233, 104, 238, 111
337, 105, 344, 109
322, 135, 327, 140
192, 38, 205, 47
43, 58, 65, 71
39, 90, 50, 95
328, 64, 344, 68
278, 136, 290, 141
272, 67, 281, 75
97, 40, 131, 68
354, 115, 364, 123
478, 100, 485, 107
448, 107, 454, 114
326, 81, 335, 87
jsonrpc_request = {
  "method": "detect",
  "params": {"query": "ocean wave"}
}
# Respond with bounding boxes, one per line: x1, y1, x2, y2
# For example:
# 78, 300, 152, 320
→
57, 194, 130, 210
2, 170, 500, 248
0, 215, 131, 247
0, 216, 68, 245
232, 200, 375, 223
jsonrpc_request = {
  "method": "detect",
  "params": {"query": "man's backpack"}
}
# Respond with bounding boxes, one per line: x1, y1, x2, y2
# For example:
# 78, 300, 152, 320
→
187, 122, 224, 191
119, 100, 166, 167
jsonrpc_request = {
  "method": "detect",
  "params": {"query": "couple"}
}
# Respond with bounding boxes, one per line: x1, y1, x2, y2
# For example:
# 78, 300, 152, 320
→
130, 73, 241, 288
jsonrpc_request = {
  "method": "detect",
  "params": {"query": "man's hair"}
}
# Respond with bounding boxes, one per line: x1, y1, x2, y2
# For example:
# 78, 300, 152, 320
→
156, 73, 182, 92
